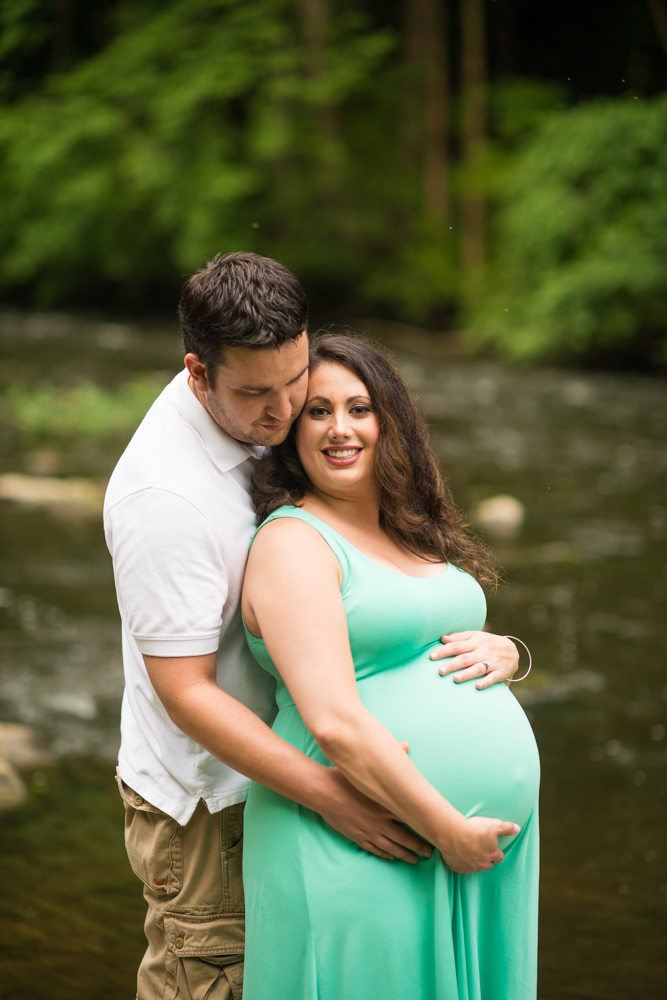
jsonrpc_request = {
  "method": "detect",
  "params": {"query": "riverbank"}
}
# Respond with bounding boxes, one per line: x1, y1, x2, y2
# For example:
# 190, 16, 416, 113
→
0, 308, 665, 998
0, 756, 144, 1000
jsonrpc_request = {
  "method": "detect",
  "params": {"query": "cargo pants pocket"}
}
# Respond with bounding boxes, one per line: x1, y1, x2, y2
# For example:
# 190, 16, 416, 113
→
117, 774, 183, 895
221, 803, 244, 913
164, 911, 244, 1000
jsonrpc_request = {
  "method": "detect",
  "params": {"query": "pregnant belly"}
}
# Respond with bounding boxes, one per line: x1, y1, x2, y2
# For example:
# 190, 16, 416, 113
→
357, 648, 540, 840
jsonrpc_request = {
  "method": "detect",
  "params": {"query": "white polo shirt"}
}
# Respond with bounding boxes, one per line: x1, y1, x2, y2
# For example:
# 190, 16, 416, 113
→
104, 368, 277, 824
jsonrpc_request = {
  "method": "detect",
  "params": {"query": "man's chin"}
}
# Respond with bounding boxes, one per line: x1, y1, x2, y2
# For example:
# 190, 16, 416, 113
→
250, 425, 292, 447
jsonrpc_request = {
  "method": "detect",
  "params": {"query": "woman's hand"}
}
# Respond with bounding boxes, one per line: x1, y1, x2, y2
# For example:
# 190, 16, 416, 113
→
440, 816, 520, 874
430, 631, 519, 689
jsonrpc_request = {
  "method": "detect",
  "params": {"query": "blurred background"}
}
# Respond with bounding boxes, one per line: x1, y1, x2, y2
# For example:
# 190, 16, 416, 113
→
0, 1, 665, 997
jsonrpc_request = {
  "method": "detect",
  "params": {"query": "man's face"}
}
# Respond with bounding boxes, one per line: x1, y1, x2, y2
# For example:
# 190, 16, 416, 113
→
185, 332, 309, 446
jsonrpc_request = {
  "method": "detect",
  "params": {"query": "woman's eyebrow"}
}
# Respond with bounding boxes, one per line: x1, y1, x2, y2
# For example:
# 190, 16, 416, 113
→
305, 394, 371, 405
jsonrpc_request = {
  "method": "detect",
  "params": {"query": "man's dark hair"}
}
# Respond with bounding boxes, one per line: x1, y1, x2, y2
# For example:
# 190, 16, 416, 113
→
179, 252, 308, 375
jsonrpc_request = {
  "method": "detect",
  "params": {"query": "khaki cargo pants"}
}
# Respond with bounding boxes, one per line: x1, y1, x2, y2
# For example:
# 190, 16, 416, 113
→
118, 776, 245, 1000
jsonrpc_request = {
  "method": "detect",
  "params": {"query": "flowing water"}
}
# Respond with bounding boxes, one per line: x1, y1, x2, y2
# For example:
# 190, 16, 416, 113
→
0, 313, 665, 999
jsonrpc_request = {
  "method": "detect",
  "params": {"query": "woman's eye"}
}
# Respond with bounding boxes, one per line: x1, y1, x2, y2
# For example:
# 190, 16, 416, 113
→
309, 406, 330, 417
350, 406, 371, 415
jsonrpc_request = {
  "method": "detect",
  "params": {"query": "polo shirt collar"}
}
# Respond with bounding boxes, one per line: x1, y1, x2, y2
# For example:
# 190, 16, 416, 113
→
169, 368, 259, 473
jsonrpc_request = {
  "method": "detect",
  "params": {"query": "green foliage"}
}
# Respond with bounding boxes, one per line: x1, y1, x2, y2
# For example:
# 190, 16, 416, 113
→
489, 77, 566, 144
363, 235, 459, 323
2, 376, 163, 441
0, 0, 397, 305
470, 96, 667, 363
0, 0, 51, 94
0, 0, 664, 364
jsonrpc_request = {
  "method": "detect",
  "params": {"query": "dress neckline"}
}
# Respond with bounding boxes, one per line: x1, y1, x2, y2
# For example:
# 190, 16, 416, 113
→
275, 506, 449, 581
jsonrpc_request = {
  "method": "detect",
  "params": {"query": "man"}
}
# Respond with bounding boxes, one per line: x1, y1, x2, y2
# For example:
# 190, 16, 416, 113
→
105, 252, 517, 1000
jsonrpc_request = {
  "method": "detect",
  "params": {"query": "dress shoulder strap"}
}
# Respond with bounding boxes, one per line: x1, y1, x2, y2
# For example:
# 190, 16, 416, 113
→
252, 505, 352, 590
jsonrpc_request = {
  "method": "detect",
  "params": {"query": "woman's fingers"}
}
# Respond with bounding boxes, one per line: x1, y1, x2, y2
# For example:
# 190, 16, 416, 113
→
432, 633, 520, 686
437, 655, 496, 684
475, 668, 503, 690
435, 649, 475, 670
454, 816, 520, 870
453, 661, 489, 682
430, 640, 474, 661
441, 852, 488, 875
498, 820, 521, 837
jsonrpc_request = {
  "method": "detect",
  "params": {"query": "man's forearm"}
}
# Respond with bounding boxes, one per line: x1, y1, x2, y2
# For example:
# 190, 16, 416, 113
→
151, 667, 337, 813
143, 653, 435, 862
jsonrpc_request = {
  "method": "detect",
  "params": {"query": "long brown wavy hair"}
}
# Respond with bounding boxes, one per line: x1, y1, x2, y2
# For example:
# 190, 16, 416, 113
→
250, 333, 499, 586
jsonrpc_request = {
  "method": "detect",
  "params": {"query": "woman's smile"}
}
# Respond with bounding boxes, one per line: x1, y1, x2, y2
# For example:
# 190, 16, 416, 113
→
321, 446, 363, 467
295, 361, 380, 496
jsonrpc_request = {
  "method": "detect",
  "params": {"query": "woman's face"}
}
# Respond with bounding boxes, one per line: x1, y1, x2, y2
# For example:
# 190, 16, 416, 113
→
296, 361, 380, 498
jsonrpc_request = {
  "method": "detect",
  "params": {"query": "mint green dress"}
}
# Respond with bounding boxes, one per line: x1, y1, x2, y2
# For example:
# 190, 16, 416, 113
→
243, 507, 540, 1000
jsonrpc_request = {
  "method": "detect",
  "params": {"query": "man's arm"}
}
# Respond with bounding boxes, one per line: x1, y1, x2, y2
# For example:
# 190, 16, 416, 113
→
144, 652, 433, 864
108, 488, 430, 862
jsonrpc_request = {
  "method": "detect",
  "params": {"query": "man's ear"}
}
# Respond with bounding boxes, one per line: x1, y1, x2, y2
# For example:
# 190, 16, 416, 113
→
184, 353, 211, 393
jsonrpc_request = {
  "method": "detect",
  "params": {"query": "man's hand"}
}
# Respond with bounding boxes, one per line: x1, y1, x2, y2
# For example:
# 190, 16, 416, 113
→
319, 767, 434, 864
429, 631, 519, 688
144, 654, 432, 864
441, 816, 520, 874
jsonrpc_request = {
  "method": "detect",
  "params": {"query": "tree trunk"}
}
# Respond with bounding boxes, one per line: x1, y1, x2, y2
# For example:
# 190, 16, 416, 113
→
404, 0, 450, 227
302, 0, 330, 78
460, 0, 486, 287
647, 0, 667, 58
495, 0, 518, 75
301, 0, 340, 192
118, 0, 139, 30
50, 0, 74, 72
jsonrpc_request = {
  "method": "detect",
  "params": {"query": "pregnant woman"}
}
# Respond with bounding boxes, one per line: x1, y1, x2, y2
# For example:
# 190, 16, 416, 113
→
241, 334, 540, 1000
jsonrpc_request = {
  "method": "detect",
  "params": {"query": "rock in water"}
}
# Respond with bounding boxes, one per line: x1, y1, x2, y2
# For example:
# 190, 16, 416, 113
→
0, 723, 54, 769
0, 473, 104, 515
472, 494, 525, 540
0, 758, 27, 812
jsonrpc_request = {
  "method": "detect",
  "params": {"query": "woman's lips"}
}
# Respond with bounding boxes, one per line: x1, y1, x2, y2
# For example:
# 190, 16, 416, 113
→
321, 447, 362, 467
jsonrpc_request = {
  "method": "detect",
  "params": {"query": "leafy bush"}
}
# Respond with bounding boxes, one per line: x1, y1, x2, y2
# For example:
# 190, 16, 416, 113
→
2, 377, 163, 441
469, 96, 667, 363
0, 0, 395, 305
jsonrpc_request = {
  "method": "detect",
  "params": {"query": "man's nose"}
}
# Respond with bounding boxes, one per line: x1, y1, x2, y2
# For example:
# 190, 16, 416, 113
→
266, 391, 292, 423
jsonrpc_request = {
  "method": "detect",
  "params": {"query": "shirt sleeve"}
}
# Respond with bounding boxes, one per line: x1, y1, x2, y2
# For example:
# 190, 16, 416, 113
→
106, 488, 228, 657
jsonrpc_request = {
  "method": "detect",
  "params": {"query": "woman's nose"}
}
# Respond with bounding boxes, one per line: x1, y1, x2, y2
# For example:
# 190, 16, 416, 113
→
329, 412, 351, 438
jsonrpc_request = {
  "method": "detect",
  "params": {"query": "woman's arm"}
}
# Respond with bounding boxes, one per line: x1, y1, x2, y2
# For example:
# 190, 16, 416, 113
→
243, 518, 519, 873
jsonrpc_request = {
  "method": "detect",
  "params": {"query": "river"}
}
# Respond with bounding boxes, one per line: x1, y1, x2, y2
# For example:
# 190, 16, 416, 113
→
0, 311, 665, 999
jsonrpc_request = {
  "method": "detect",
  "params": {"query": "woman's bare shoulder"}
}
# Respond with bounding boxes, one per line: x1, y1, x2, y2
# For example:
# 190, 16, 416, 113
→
247, 514, 339, 571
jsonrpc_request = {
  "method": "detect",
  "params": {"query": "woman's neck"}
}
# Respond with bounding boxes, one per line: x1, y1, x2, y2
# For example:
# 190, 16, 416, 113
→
304, 488, 381, 535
